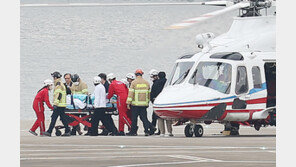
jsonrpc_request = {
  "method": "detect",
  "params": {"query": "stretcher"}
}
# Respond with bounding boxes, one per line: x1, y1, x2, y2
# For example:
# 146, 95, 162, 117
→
54, 94, 118, 136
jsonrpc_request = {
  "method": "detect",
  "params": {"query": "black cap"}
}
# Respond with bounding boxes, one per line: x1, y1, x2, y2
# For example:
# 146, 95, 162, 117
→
98, 73, 107, 80
51, 71, 62, 78
158, 71, 166, 79
71, 74, 80, 82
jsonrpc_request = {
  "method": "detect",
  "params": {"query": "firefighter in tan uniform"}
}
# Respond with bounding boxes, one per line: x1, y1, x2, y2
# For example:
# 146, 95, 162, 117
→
70, 74, 88, 95
70, 74, 89, 135
126, 69, 156, 136
43, 71, 71, 137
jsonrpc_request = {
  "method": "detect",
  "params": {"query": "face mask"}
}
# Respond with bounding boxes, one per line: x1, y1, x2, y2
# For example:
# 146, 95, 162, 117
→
74, 82, 79, 86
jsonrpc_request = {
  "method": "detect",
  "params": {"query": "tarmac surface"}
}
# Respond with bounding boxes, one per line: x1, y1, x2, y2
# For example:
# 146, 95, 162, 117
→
20, 120, 276, 167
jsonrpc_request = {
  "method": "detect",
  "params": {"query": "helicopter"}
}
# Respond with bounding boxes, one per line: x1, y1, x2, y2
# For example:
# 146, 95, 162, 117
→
153, 0, 276, 137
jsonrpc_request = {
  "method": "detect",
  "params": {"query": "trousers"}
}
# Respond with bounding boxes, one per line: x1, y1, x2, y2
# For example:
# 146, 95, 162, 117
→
158, 118, 173, 134
91, 108, 117, 136
47, 107, 70, 134
130, 106, 154, 134
31, 101, 45, 135
117, 98, 132, 132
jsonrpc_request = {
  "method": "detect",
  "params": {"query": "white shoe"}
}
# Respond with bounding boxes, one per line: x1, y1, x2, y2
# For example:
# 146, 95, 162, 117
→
160, 134, 165, 137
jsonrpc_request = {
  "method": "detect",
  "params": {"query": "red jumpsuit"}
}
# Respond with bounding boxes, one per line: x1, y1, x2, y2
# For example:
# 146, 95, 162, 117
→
107, 80, 132, 132
30, 87, 54, 135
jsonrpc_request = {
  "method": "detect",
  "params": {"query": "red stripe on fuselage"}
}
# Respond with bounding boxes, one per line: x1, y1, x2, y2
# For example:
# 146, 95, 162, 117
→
153, 97, 266, 109
154, 109, 263, 120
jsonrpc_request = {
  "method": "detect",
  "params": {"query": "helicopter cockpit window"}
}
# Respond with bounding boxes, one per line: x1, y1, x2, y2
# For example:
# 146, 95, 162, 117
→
189, 62, 232, 94
235, 66, 249, 94
252, 66, 262, 88
168, 62, 194, 85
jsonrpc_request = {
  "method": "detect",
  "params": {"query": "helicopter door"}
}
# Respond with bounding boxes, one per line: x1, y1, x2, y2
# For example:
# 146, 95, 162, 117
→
232, 66, 249, 109
264, 63, 276, 107
246, 66, 267, 109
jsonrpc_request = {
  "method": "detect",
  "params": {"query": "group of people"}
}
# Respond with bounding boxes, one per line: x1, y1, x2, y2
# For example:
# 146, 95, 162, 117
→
29, 69, 174, 137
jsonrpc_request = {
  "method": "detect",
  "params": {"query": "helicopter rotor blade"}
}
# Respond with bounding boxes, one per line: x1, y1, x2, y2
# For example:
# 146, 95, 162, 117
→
166, 2, 250, 30
201, 0, 234, 7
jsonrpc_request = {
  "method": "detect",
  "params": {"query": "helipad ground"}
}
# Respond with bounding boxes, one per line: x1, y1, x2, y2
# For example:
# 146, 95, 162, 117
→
21, 120, 276, 167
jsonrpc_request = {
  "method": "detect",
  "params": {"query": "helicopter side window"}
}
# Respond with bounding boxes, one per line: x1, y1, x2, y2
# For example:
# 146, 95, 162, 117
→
252, 66, 262, 88
167, 62, 194, 85
235, 66, 249, 94
189, 62, 232, 94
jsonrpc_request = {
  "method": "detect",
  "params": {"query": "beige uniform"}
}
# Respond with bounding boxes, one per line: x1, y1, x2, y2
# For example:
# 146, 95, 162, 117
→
71, 80, 88, 95
126, 76, 150, 106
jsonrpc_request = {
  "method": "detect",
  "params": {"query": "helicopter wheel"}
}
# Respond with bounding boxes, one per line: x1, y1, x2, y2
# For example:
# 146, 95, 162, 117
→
184, 124, 194, 137
194, 124, 204, 137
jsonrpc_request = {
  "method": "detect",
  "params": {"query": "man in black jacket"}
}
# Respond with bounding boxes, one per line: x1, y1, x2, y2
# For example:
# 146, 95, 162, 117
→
152, 72, 173, 137
63, 73, 73, 95
150, 71, 167, 135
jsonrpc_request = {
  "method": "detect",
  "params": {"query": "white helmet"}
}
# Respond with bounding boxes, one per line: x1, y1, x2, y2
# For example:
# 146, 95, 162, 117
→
43, 79, 53, 87
107, 73, 116, 80
126, 73, 136, 80
149, 69, 159, 77
93, 76, 101, 84
121, 79, 128, 85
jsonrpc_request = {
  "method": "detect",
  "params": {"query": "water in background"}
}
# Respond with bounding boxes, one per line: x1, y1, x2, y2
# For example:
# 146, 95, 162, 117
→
21, 0, 237, 119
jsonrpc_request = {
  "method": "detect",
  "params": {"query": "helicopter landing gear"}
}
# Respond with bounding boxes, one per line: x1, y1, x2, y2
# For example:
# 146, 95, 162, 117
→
222, 122, 240, 136
184, 124, 194, 137
194, 124, 204, 137
184, 123, 204, 137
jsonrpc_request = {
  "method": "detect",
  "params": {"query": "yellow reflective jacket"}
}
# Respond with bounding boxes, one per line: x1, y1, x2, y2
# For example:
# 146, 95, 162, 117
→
71, 80, 88, 95
53, 78, 67, 107
126, 76, 150, 106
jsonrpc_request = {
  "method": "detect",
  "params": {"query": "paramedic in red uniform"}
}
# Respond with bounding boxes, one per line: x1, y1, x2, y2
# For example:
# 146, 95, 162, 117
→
107, 73, 132, 136
29, 79, 54, 136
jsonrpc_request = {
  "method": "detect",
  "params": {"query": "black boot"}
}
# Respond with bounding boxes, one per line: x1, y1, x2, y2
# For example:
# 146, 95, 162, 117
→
149, 127, 157, 135
126, 126, 138, 136
71, 128, 76, 136
98, 129, 109, 136
117, 131, 125, 136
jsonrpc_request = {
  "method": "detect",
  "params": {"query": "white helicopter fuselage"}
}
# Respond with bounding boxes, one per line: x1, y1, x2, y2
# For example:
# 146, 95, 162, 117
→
153, 15, 276, 124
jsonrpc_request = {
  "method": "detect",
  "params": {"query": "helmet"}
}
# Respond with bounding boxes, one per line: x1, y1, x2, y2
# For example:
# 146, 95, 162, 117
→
93, 76, 101, 84
126, 73, 136, 80
43, 79, 53, 87
107, 73, 116, 80
121, 79, 128, 85
51, 71, 62, 78
149, 69, 159, 77
135, 69, 144, 75
71, 74, 80, 82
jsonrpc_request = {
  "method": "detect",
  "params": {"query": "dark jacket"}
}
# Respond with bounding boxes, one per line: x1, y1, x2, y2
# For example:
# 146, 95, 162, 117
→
103, 81, 109, 93
64, 82, 73, 95
150, 72, 167, 103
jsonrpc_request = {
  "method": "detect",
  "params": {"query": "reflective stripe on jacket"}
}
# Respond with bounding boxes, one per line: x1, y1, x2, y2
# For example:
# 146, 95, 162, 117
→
71, 80, 88, 94
53, 78, 67, 107
126, 76, 150, 106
